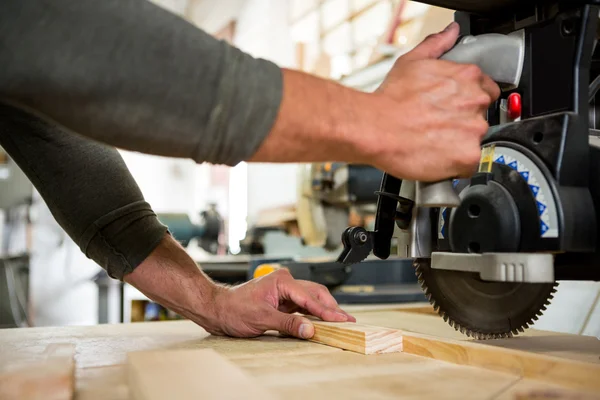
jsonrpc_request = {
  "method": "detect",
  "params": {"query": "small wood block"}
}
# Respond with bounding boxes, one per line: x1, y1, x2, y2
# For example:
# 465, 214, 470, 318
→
0, 343, 75, 400
127, 348, 276, 400
310, 320, 403, 355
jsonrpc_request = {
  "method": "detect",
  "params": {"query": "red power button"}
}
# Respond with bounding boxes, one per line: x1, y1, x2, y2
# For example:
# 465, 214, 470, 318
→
507, 92, 522, 120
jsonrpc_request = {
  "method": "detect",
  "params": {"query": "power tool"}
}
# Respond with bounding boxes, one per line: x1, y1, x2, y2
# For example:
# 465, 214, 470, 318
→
338, 0, 600, 339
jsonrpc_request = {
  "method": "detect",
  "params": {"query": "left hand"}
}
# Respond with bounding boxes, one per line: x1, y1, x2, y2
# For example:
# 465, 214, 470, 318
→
204, 269, 356, 339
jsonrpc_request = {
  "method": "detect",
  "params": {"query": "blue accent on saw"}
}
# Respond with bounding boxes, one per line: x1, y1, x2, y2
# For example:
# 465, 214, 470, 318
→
441, 208, 447, 238
495, 155, 506, 164
540, 221, 549, 235
520, 171, 530, 182
537, 201, 547, 215
529, 185, 540, 197
508, 160, 518, 170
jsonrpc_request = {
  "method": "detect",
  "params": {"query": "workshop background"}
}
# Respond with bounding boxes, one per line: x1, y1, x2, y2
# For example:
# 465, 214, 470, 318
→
0, 0, 599, 337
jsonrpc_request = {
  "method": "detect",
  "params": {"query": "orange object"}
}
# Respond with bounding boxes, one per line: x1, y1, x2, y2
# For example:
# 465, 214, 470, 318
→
253, 264, 284, 279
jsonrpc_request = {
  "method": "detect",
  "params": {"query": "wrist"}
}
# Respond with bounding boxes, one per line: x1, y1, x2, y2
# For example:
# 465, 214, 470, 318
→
123, 234, 219, 325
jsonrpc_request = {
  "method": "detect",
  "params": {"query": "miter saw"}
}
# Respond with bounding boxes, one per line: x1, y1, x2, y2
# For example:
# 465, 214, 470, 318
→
338, 0, 600, 339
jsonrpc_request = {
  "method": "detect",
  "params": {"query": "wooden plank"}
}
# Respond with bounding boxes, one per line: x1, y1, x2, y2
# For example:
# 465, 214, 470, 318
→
310, 320, 403, 355
495, 379, 600, 400
127, 348, 276, 400
235, 351, 520, 400
0, 343, 75, 400
309, 315, 600, 392
355, 311, 600, 365
401, 332, 600, 393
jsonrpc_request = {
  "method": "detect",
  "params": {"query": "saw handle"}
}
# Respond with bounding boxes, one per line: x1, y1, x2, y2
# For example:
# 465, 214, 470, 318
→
415, 32, 525, 207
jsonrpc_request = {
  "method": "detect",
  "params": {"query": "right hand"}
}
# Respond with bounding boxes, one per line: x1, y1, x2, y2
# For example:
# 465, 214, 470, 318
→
366, 22, 501, 181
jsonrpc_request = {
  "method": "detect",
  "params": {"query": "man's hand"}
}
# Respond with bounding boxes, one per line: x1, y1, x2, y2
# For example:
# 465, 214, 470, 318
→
250, 22, 500, 183
124, 235, 355, 340
206, 269, 355, 338
367, 22, 501, 180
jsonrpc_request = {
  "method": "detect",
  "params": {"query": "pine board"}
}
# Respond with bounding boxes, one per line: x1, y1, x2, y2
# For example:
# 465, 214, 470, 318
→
308, 313, 600, 392
401, 332, 600, 393
1, 304, 599, 399
355, 311, 600, 364
127, 348, 275, 400
0, 343, 75, 400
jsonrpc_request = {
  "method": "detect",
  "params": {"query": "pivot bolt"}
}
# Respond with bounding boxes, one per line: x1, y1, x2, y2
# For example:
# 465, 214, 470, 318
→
354, 230, 368, 244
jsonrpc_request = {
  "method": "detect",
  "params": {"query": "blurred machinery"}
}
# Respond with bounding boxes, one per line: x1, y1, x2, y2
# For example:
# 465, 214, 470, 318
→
246, 162, 425, 304
0, 146, 33, 328
157, 204, 224, 254
297, 163, 383, 250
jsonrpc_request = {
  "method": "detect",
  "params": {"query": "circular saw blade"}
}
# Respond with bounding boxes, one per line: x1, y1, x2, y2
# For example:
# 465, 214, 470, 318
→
414, 258, 557, 339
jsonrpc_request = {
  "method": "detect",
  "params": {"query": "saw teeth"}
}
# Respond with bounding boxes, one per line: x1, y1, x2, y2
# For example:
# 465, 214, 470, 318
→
414, 259, 555, 341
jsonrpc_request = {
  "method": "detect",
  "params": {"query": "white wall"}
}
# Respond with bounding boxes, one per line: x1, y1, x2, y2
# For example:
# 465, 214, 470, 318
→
231, 0, 301, 224
120, 152, 212, 216
533, 281, 600, 337
29, 198, 100, 327
187, 0, 246, 33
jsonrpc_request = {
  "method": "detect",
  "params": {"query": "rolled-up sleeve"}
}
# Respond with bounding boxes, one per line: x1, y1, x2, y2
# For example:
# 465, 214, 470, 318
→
0, 104, 168, 280
0, 0, 283, 166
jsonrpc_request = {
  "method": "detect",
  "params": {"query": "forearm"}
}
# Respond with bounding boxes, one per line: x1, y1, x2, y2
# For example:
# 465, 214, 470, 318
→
249, 69, 378, 164
123, 234, 219, 326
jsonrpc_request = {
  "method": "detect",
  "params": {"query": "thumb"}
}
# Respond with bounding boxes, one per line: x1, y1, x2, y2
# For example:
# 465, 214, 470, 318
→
404, 22, 460, 61
271, 312, 315, 339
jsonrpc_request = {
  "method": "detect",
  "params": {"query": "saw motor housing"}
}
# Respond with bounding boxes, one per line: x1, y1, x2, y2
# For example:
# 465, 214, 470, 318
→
338, 1, 600, 338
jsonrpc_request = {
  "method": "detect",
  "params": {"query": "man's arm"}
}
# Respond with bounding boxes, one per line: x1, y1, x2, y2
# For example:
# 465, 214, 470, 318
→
0, 103, 353, 337
0, 103, 167, 280
1, 1, 498, 181
125, 233, 354, 339
0, 0, 281, 167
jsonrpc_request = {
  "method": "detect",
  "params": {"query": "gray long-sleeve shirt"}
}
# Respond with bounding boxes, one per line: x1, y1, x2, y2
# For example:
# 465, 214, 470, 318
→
0, 0, 283, 279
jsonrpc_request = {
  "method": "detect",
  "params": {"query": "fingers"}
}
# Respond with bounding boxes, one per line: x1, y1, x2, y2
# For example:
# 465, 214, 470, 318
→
298, 281, 356, 322
480, 73, 501, 103
268, 312, 315, 339
274, 272, 348, 323
404, 22, 460, 61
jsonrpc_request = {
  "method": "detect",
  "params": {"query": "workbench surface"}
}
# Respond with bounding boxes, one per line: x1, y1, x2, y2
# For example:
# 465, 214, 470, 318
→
1, 303, 599, 400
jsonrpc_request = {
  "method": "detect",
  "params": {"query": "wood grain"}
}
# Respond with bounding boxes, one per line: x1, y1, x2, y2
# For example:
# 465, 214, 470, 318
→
127, 348, 276, 400
355, 311, 600, 364
496, 379, 600, 400
236, 350, 520, 400
309, 312, 600, 392
310, 320, 403, 355
401, 332, 600, 393
0, 343, 75, 400
1, 305, 599, 399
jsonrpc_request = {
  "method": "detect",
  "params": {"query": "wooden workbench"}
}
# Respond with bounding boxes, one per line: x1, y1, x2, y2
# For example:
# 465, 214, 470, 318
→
1, 303, 599, 399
